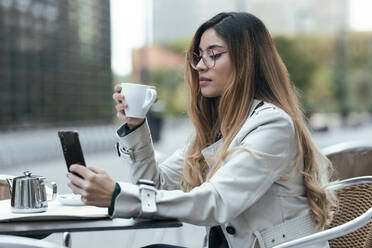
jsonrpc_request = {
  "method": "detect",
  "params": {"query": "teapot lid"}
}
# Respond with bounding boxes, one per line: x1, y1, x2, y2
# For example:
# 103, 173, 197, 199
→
24, 171, 32, 177
14, 171, 40, 180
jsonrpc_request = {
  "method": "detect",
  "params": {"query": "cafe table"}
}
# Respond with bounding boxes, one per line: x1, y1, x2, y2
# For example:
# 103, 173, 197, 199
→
0, 199, 182, 247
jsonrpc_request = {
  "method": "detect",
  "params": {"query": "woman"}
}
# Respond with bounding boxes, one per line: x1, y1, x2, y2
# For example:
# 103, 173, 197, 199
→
67, 12, 335, 248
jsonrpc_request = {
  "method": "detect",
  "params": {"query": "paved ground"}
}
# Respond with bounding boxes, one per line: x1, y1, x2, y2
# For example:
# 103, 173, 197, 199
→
1, 117, 372, 247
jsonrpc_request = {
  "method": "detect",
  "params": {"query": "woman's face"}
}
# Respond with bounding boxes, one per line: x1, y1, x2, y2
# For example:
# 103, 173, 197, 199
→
196, 28, 233, 98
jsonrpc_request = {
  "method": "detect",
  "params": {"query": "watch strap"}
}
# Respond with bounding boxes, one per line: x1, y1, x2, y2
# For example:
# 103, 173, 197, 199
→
137, 179, 157, 218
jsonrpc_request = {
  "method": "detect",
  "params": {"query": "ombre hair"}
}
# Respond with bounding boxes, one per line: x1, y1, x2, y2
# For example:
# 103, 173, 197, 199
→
180, 12, 335, 229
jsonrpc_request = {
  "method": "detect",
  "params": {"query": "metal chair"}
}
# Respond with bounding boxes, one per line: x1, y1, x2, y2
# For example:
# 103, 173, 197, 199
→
0, 235, 65, 248
322, 140, 372, 180
0, 174, 13, 200
273, 176, 372, 248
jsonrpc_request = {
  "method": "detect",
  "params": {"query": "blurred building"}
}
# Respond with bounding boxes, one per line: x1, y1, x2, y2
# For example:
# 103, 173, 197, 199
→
153, 0, 243, 42
152, 0, 349, 42
241, 0, 349, 34
0, 0, 112, 130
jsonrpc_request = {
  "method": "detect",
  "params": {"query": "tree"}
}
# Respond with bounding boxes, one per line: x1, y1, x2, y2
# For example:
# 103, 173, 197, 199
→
273, 36, 317, 109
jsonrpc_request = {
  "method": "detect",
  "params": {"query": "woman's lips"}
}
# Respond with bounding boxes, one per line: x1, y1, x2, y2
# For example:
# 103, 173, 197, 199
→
199, 77, 211, 86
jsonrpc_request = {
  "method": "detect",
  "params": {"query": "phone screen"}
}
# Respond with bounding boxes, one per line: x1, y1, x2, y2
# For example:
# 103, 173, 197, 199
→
58, 131, 86, 177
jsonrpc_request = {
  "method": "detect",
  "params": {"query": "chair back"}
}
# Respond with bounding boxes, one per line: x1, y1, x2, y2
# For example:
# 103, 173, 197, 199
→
0, 235, 64, 248
0, 174, 13, 200
326, 177, 372, 248
322, 141, 372, 180
273, 176, 372, 248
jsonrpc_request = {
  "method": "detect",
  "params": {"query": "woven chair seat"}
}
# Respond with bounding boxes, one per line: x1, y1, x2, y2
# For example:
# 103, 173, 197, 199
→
326, 183, 372, 248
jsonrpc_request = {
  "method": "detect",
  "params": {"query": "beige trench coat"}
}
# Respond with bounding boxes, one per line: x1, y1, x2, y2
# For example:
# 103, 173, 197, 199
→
112, 100, 329, 248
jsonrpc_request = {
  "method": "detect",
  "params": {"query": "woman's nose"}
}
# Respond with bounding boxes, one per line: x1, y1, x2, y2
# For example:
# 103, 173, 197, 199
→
196, 59, 207, 71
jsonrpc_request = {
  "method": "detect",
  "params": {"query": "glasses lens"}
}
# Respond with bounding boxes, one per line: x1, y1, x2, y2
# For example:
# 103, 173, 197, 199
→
190, 52, 200, 69
189, 50, 218, 69
205, 49, 215, 68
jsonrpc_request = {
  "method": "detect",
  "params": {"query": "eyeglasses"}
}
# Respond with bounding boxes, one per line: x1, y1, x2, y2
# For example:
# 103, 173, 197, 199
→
188, 49, 228, 70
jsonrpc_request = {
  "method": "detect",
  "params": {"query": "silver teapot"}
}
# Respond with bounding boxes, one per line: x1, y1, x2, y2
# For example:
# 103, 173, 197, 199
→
6, 171, 57, 213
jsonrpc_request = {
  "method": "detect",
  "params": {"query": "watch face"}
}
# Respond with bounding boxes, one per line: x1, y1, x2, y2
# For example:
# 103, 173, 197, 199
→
137, 179, 155, 187
116, 142, 121, 157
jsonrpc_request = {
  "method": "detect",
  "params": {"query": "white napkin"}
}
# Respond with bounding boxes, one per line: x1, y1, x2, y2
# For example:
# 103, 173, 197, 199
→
0, 199, 108, 222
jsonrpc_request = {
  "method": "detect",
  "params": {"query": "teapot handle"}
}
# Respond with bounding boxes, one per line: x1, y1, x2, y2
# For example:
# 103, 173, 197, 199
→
6, 178, 13, 195
46, 181, 57, 201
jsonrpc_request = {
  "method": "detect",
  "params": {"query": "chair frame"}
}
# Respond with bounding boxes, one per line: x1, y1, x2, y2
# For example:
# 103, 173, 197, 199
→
322, 140, 372, 156
322, 141, 372, 180
0, 234, 64, 248
273, 176, 372, 248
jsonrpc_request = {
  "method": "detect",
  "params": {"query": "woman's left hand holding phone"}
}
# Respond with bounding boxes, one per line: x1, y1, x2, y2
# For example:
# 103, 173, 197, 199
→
67, 164, 116, 208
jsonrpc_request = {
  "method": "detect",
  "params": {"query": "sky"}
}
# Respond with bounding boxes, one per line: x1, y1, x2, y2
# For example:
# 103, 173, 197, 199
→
349, 0, 372, 31
110, 0, 372, 77
110, 0, 146, 77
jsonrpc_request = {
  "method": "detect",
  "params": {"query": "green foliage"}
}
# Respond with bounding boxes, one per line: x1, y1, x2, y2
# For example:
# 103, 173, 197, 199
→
274, 33, 372, 114
346, 33, 372, 112
150, 33, 372, 116
148, 68, 187, 116
112, 73, 131, 85
273, 36, 317, 101
306, 67, 337, 112
347, 33, 372, 70
349, 70, 372, 112
161, 39, 191, 56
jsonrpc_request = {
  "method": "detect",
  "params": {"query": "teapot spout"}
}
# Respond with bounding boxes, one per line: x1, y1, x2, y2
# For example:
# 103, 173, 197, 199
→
6, 178, 13, 194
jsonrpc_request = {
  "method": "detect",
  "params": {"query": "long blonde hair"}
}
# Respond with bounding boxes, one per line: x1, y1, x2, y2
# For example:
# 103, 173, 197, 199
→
180, 12, 334, 228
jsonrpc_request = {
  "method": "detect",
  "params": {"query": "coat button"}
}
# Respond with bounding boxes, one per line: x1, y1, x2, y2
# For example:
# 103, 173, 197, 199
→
226, 225, 236, 235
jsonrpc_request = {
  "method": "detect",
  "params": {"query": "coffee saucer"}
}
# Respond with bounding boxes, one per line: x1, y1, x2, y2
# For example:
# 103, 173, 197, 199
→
57, 193, 85, 206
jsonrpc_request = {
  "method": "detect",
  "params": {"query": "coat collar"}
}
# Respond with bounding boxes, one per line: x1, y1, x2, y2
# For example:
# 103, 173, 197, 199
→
201, 99, 263, 168
201, 138, 223, 169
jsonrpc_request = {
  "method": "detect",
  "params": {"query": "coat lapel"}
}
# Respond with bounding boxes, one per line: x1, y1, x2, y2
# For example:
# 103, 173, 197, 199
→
201, 138, 223, 169
201, 99, 263, 169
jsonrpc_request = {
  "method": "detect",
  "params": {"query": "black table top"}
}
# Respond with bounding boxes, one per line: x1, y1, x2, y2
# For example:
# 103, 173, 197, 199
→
0, 217, 182, 237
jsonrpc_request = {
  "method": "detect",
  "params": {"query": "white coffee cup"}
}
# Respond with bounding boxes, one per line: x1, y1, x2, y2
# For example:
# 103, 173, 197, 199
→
120, 83, 157, 118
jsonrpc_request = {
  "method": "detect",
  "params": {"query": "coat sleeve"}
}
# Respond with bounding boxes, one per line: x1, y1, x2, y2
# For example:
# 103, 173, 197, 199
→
116, 119, 186, 190
113, 108, 298, 226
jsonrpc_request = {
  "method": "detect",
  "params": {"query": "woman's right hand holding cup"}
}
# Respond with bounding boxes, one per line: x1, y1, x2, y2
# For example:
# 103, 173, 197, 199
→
113, 84, 145, 129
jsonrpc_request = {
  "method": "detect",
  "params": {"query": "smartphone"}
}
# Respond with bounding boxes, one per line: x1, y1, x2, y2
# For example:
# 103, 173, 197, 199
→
58, 130, 86, 178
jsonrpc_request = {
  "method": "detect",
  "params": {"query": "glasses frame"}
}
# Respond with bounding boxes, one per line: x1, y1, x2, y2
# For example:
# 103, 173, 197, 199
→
188, 49, 229, 70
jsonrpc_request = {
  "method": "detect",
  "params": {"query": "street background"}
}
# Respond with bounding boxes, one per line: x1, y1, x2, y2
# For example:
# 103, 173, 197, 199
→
1, 0, 372, 247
